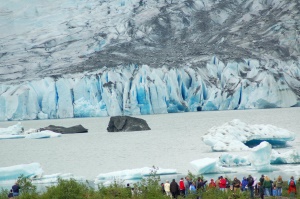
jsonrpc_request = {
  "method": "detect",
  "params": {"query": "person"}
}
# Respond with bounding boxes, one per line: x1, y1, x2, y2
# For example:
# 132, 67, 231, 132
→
208, 178, 216, 189
247, 175, 255, 199
232, 176, 241, 192
258, 182, 264, 199
170, 179, 179, 199
215, 176, 220, 189
8, 189, 13, 199
164, 180, 171, 197
161, 183, 166, 194
259, 174, 264, 194
184, 176, 191, 196
262, 175, 272, 196
272, 184, 277, 196
12, 182, 20, 197
189, 182, 197, 194
219, 176, 226, 192
225, 177, 230, 192
196, 177, 207, 191
253, 177, 258, 196
288, 176, 297, 198
179, 177, 185, 196
274, 175, 283, 196
241, 177, 248, 191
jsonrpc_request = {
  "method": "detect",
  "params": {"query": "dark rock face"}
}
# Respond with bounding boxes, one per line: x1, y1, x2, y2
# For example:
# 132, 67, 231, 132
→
107, 116, 151, 132
39, 125, 88, 134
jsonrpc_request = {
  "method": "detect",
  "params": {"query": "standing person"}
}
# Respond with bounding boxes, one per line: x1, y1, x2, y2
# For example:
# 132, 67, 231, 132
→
215, 177, 220, 189
262, 175, 272, 196
253, 177, 258, 196
232, 176, 241, 192
208, 179, 216, 189
241, 177, 248, 192
165, 180, 171, 198
12, 182, 20, 197
189, 182, 197, 194
288, 176, 297, 198
247, 175, 255, 199
161, 183, 166, 194
170, 179, 179, 199
225, 177, 230, 192
274, 175, 283, 196
219, 176, 227, 192
259, 174, 265, 194
258, 182, 264, 199
8, 189, 13, 199
184, 176, 191, 196
179, 178, 185, 197
196, 177, 207, 191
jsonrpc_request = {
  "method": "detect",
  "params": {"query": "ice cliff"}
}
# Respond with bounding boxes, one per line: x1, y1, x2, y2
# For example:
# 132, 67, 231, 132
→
1, 0, 300, 121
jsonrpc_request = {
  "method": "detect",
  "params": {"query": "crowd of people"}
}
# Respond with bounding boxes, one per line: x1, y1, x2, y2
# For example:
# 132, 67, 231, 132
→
160, 175, 298, 199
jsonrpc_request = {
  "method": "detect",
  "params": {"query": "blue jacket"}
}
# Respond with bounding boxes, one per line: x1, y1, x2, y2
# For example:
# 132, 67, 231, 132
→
241, 179, 248, 187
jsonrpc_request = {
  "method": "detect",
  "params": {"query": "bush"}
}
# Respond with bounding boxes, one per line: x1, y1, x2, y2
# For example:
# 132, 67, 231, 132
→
40, 178, 90, 199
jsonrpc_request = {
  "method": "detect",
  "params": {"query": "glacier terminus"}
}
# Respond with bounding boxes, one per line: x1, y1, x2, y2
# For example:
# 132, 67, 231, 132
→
0, 0, 300, 121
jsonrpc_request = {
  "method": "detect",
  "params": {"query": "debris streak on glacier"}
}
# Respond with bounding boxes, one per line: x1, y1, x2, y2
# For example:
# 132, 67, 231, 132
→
0, 58, 300, 121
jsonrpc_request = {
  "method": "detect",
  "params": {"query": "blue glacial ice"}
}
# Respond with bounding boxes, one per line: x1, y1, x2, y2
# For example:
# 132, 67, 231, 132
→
0, 163, 43, 182
271, 149, 300, 164
202, 119, 295, 151
218, 153, 250, 167
190, 158, 236, 174
248, 141, 278, 172
0, 57, 300, 121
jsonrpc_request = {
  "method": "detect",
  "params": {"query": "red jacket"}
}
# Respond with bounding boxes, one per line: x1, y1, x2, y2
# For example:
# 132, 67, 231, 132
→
179, 180, 185, 190
219, 178, 227, 188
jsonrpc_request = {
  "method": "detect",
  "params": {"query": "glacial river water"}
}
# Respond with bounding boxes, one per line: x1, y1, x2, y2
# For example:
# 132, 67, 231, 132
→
1, 107, 300, 186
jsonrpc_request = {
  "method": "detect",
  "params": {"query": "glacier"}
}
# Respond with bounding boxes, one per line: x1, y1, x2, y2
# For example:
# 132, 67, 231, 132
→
0, 0, 300, 121
0, 60, 300, 121
202, 119, 295, 151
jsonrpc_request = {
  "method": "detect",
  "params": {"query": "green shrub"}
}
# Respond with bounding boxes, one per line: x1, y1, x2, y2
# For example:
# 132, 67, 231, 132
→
40, 178, 90, 199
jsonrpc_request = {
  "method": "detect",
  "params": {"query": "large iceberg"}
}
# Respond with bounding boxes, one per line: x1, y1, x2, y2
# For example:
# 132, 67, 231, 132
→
202, 119, 295, 151
0, 163, 43, 182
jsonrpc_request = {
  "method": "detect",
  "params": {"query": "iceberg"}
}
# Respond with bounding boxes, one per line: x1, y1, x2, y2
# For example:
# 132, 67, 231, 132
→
0, 163, 43, 182
202, 119, 295, 151
271, 149, 300, 164
248, 141, 278, 172
0, 123, 61, 139
190, 158, 236, 174
94, 167, 177, 184
0, 123, 23, 135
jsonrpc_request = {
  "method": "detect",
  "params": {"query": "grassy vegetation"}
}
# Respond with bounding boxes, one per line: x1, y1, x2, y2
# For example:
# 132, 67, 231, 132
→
1, 172, 299, 199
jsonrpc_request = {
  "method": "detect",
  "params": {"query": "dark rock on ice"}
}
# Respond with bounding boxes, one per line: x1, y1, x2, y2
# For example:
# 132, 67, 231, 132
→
39, 125, 88, 134
107, 116, 151, 132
